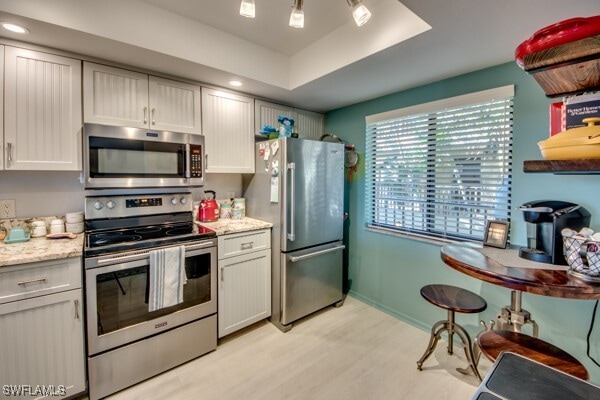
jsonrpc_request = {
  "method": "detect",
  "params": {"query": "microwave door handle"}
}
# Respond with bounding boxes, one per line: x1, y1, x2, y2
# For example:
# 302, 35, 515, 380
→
185, 144, 191, 179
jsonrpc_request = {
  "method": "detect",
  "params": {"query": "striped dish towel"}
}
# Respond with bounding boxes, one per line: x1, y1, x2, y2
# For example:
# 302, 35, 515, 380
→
148, 245, 187, 312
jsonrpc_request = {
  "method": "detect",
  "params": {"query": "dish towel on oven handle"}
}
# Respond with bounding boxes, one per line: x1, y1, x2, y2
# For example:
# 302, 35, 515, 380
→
148, 245, 187, 312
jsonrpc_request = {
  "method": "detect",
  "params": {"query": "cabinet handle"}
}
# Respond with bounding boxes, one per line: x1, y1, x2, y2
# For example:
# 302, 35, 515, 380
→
241, 242, 254, 250
151, 108, 156, 125
143, 107, 148, 124
205, 154, 208, 169
74, 299, 80, 320
220, 267, 224, 282
7, 142, 12, 164
17, 277, 47, 286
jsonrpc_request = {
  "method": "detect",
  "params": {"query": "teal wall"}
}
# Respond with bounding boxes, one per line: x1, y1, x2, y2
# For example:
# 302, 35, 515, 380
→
327, 62, 600, 383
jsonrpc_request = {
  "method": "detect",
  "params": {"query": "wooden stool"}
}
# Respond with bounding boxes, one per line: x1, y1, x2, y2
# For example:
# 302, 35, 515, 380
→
477, 330, 589, 380
416, 284, 487, 381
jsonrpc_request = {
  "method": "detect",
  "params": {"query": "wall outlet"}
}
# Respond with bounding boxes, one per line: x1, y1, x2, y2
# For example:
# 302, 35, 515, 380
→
0, 200, 16, 218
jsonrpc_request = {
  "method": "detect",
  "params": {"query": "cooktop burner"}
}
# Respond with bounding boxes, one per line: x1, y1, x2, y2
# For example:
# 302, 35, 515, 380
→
84, 215, 216, 257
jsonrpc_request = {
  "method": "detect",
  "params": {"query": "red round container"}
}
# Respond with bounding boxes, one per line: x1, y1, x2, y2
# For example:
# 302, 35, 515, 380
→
515, 15, 600, 69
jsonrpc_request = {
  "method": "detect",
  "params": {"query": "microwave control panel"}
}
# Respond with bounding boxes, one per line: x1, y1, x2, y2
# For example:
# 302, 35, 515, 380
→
190, 145, 203, 178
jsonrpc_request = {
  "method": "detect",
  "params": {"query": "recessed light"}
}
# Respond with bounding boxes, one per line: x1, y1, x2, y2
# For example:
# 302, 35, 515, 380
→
1, 23, 29, 34
229, 80, 243, 87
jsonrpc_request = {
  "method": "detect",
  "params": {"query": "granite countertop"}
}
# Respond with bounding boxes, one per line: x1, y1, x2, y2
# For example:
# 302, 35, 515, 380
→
195, 217, 272, 236
0, 234, 84, 268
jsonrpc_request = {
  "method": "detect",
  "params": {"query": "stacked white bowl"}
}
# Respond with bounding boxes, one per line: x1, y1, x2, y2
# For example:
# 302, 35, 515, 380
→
65, 211, 84, 233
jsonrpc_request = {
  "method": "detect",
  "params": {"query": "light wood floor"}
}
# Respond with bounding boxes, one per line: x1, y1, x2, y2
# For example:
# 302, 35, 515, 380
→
104, 296, 490, 399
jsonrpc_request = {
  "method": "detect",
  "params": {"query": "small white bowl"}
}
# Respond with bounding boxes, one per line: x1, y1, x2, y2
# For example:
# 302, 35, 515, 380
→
65, 212, 84, 223
50, 219, 65, 234
66, 222, 84, 234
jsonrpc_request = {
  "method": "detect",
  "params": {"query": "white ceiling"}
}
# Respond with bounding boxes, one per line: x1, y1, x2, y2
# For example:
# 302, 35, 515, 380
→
0, 0, 598, 112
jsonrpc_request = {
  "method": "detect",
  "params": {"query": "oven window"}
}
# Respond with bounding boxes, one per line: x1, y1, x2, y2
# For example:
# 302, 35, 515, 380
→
89, 136, 185, 178
95, 253, 211, 336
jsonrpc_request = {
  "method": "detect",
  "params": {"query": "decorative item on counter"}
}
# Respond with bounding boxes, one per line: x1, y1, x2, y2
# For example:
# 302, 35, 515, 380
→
30, 220, 47, 237
260, 124, 279, 140
233, 198, 245, 219
219, 201, 232, 219
66, 222, 84, 234
0, 227, 5, 240
4, 226, 31, 244
65, 211, 84, 224
277, 115, 295, 138
562, 227, 600, 282
537, 117, 600, 160
231, 208, 244, 220
50, 218, 65, 234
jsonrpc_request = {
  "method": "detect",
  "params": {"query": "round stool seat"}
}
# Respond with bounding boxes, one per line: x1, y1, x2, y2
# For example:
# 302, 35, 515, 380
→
478, 330, 589, 381
420, 284, 487, 313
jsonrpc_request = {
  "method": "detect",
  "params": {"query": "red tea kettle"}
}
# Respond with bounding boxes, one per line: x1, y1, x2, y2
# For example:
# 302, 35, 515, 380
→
198, 190, 219, 222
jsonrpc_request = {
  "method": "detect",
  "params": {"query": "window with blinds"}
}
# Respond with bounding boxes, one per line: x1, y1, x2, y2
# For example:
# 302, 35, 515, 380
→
365, 86, 514, 242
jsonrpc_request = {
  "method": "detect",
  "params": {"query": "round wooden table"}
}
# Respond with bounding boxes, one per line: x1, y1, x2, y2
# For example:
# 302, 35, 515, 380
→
441, 243, 600, 300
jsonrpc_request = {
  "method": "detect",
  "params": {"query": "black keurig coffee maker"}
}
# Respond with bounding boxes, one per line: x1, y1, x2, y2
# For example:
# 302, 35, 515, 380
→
518, 200, 591, 265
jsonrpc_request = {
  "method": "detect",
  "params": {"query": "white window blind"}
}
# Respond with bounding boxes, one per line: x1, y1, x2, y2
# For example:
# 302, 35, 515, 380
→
365, 86, 514, 242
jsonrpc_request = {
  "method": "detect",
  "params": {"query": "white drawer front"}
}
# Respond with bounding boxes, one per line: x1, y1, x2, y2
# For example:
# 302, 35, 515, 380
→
0, 257, 82, 304
218, 229, 270, 259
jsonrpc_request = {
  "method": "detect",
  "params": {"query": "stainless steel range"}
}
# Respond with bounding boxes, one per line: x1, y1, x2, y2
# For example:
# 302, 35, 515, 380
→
83, 193, 217, 400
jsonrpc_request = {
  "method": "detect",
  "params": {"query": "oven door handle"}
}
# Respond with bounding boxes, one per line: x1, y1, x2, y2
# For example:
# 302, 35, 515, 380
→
95, 241, 216, 265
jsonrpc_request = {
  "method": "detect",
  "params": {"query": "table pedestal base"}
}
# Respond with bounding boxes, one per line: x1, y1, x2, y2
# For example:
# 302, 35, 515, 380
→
495, 290, 539, 337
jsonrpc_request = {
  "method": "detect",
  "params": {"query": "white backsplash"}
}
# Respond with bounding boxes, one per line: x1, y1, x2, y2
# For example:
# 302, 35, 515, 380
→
0, 171, 243, 219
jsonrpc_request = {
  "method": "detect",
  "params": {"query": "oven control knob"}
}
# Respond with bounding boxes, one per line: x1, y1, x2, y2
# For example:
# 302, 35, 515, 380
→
180, 197, 187, 205
93, 201, 104, 210
106, 200, 116, 209
171, 197, 178, 205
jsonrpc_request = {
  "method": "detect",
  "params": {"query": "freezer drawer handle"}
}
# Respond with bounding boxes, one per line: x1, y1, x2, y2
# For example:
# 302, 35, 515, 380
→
287, 162, 296, 241
17, 277, 47, 286
288, 245, 346, 262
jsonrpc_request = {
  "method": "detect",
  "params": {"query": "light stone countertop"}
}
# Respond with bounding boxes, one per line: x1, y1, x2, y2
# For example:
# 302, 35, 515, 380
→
0, 234, 84, 268
195, 217, 272, 236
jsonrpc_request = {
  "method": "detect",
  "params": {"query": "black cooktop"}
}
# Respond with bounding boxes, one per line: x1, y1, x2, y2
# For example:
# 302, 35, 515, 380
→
84, 212, 216, 257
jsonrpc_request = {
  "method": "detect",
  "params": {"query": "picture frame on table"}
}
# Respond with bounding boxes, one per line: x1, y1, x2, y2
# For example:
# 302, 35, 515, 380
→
483, 220, 509, 249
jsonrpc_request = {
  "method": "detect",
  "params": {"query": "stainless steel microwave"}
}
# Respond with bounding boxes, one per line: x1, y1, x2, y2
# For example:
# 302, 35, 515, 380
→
83, 123, 205, 189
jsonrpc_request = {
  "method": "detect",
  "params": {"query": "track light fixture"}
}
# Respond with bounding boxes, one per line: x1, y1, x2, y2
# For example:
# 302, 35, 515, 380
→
239, 0, 371, 28
240, 0, 256, 19
347, 0, 371, 27
289, 0, 304, 29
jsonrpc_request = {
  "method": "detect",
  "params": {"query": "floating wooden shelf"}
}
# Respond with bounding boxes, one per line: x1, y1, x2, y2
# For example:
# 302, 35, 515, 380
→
523, 159, 600, 174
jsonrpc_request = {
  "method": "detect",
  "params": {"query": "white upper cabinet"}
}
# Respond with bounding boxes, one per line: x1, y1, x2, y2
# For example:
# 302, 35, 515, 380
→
201, 88, 254, 173
295, 108, 326, 141
83, 62, 201, 134
4, 47, 82, 171
255, 100, 325, 141
83, 62, 148, 129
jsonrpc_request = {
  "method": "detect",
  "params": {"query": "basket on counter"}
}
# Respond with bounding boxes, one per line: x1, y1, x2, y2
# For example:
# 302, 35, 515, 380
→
563, 236, 600, 282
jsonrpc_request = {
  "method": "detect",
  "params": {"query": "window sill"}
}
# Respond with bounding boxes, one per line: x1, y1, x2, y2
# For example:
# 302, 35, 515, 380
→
365, 225, 478, 247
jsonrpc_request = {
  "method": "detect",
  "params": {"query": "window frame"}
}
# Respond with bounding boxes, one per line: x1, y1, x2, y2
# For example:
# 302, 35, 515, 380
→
364, 85, 514, 243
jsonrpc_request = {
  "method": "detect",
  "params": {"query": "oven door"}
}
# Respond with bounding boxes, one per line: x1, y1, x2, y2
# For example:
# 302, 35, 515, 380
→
85, 240, 216, 355
84, 123, 191, 189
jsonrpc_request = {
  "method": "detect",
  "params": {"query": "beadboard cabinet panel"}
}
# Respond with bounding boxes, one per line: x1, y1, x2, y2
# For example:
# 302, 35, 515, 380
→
295, 108, 326, 141
83, 62, 149, 129
254, 100, 294, 137
0, 45, 4, 170
202, 88, 254, 173
254, 100, 325, 140
0, 289, 86, 399
218, 249, 271, 338
5, 47, 82, 171
149, 76, 201, 134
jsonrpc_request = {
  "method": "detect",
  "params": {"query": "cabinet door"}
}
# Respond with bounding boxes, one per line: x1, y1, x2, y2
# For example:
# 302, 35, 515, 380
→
202, 88, 254, 173
149, 76, 201, 134
218, 249, 271, 338
0, 289, 86, 399
83, 62, 149, 128
296, 108, 325, 140
4, 47, 82, 171
254, 99, 294, 136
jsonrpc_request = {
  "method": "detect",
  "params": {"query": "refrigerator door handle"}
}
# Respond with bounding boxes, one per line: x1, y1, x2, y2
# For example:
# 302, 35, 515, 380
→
288, 245, 346, 263
287, 162, 296, 241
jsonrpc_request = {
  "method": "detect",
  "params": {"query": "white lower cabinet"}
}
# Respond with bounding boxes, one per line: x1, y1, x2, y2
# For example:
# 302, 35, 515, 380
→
218, 229, 271, 338
0, 258, 85, 399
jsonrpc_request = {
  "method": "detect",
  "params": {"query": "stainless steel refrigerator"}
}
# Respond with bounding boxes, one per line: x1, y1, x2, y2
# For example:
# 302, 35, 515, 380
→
243, 138, 345, 332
